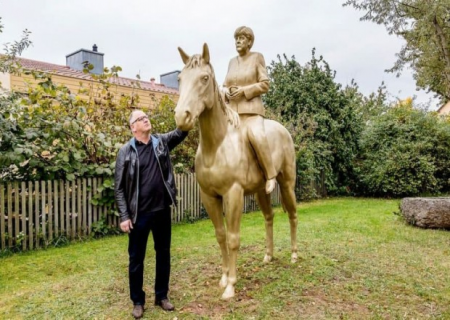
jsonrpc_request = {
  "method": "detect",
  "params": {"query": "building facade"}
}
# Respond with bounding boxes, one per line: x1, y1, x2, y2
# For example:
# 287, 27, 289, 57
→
437, 101, 450, 115
0, 45, 180, 109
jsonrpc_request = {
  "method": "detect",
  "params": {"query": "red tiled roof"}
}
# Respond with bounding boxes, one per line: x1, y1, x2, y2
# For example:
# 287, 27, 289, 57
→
14, 56, 179, 95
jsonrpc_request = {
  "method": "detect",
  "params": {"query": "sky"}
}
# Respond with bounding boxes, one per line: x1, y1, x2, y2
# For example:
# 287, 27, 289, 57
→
0, 0, 441, 109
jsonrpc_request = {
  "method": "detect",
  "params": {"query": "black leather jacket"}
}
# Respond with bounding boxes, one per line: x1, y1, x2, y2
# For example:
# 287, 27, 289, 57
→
114, 129, 188, 223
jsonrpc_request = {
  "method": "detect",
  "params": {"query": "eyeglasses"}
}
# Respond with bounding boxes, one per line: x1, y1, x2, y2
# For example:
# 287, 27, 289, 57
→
131, 115, 149, 125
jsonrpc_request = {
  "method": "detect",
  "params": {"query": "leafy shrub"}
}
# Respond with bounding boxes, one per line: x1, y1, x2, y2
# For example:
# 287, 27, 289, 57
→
355, 101, 450, 196
91, 218, 120, 238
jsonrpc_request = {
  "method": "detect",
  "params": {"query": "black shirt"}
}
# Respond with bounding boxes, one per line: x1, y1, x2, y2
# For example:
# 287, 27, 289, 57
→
135, 139, 168, 214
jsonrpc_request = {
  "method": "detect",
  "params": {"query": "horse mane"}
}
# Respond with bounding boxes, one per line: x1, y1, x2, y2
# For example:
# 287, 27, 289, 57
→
186, 54, 240, 129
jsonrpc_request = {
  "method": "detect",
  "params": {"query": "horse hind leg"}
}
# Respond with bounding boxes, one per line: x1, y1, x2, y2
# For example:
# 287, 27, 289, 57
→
278, 179, 298, 263
256, 190, 274, 263
199, 189, 229, 289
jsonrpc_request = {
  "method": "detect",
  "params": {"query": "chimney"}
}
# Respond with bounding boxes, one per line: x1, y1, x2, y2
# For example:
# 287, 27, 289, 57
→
160, 70, 180, 90
66, 44, 104, 75
150, 77, 155, 86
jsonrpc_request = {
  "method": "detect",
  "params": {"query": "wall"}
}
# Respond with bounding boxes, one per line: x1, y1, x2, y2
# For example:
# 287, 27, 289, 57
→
10, 73, 178, 110
438, 101, 450, 115
0, 72, 11, 92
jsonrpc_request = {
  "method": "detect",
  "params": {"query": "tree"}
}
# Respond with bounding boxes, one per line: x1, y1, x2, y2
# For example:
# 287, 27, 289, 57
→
264, 50, 364, 196
343, 0, 450, 102
345, 81, 389, 124
0, 17, 32, 74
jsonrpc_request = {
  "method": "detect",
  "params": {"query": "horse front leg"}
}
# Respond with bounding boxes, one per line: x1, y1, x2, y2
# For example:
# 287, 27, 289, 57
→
222, 185, 244, 300
199, 189, 229, 288
256, 190, 274, 263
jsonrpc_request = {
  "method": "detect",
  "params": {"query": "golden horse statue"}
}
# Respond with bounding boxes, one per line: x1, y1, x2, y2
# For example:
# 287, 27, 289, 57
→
174, 43, 298, 300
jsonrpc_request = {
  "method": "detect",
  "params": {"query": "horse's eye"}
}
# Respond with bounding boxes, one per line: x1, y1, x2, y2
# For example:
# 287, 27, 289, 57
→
202, 75, 209, 82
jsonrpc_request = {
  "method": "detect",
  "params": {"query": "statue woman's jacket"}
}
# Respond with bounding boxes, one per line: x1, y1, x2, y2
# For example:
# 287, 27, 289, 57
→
223, 52, 269, 116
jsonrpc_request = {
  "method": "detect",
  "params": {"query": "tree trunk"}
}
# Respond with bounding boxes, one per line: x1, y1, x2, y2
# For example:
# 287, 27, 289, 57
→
433, 14, 450, 99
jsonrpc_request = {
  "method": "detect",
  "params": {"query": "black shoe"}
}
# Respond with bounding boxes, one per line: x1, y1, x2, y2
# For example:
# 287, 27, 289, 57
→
155, 298, 175, 311
132, 304, 144, 319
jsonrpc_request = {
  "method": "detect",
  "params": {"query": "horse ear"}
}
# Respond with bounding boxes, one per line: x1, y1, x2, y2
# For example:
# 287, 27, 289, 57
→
202, 43, 210, 64
178, 47, 190, 65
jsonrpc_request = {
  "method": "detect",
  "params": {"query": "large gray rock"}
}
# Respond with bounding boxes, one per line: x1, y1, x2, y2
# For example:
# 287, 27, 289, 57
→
400, 197, 450, 229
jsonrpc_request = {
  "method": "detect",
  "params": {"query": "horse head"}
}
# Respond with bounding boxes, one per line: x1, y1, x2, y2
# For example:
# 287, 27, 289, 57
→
174, 43, 216, 131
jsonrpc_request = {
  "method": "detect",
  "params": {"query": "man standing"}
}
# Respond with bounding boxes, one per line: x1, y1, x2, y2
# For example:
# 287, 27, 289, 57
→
115, 109, 188, 318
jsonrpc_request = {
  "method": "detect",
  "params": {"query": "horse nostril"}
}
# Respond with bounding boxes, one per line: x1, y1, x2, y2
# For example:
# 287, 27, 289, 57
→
185, 110, 192, 122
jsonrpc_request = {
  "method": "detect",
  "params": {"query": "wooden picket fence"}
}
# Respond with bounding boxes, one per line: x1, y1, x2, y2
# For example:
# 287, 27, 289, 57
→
0, 173, 291, 251
0, 178, 112, 251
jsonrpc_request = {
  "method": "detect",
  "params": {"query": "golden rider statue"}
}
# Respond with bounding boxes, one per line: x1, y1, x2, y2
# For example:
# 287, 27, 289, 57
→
222, 26, 276, 194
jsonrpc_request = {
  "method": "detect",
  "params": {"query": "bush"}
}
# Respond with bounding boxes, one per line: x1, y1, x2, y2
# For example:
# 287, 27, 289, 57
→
355, 101, 450, 196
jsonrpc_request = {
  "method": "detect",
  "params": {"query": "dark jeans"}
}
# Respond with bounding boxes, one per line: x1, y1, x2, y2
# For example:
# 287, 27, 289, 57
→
128, 207, 172, 305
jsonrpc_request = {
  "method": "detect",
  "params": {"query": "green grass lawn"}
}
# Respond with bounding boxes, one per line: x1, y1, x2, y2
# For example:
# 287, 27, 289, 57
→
0, 198, 449, 319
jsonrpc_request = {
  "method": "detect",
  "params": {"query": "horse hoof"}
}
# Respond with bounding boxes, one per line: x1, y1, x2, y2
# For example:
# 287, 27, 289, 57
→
219, 275, 228, 288
291, 253, 298, 263
221, 286, 235, 300
263, 254, 272, 263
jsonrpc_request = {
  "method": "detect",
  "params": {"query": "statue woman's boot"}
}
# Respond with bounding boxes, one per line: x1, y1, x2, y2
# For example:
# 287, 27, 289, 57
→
265, 178, 276, 194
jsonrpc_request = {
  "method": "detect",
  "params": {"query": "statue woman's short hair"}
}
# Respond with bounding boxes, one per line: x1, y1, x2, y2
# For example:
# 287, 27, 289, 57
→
234, 26, 254, 49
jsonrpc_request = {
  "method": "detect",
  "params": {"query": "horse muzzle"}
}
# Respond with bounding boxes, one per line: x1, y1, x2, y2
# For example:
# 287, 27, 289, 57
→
174, 107, 196, 131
